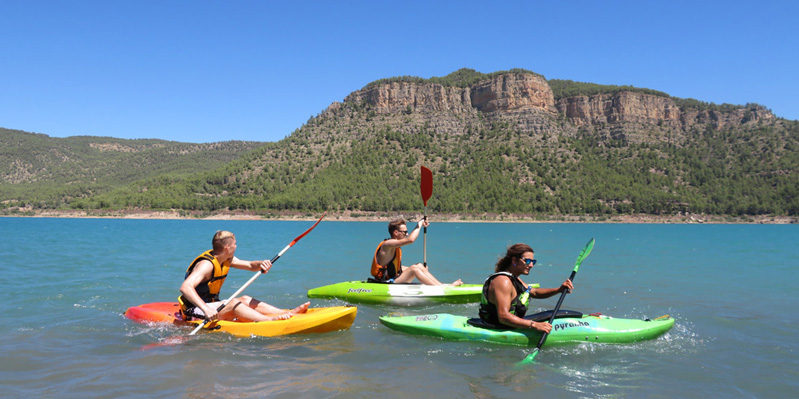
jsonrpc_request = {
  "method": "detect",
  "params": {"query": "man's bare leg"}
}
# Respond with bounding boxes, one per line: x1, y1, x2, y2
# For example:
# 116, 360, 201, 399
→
228, 296, 308, 321
395, 264, 462, 286
217, 297, 289, 322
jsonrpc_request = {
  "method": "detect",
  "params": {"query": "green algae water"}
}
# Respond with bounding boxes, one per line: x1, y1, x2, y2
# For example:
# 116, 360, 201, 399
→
1, 217, 797, 398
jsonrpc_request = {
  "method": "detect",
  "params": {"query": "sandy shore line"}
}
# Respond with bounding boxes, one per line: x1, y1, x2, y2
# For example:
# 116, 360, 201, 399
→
2, 209, 796, 224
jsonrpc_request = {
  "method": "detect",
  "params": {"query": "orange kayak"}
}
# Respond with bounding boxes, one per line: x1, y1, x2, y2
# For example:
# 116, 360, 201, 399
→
125, 302, 357, 337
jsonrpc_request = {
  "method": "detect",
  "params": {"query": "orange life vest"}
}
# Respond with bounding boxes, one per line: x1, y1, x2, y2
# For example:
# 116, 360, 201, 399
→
178, 250, 230, 313
371, 240, 402, 281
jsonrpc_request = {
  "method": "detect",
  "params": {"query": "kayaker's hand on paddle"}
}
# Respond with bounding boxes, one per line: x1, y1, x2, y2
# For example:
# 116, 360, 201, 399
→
201, 304, 219, 322
417, 219, 429, 229
559, 279, 574, 293
253, 259, 273, 273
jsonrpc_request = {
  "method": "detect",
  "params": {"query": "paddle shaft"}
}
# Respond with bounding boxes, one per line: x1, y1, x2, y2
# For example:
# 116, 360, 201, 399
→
533, 269, 577, 349
519, 238, 594, 364
423, 209, 427, 267
188, 213, 325, 335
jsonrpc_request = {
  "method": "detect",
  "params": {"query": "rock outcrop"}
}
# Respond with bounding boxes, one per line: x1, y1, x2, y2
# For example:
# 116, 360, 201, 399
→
332, 71, 776, 144
555, 92, 681, 126
555, 91, 775, 130
469, 73, 556, 113
342, 72, 556, 115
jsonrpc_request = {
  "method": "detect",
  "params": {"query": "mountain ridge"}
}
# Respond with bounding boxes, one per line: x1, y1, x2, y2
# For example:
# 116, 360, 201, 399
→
2, 68, 797, 220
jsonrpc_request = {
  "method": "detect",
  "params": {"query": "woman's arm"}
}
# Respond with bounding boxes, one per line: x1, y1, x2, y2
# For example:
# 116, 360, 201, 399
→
530, 279, 574, 299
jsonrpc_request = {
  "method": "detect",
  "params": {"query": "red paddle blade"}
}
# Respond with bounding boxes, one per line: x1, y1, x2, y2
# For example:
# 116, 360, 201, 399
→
288, 212, 326, 247
420, 166, 433, 206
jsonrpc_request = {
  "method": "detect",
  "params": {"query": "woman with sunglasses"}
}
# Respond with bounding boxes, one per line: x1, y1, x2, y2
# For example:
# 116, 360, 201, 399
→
478, 243, 573, 332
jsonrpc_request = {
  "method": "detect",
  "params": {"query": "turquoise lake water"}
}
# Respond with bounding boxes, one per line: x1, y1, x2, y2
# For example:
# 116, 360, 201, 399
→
1, 217, 797, 398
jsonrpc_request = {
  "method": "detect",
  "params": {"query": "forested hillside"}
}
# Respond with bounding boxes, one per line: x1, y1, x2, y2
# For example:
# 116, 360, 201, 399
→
1, 128, 264, 208
3, 69, 798, 220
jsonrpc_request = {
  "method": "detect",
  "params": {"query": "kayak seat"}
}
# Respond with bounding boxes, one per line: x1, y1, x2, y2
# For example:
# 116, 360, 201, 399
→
524, 309, 583, 322
466, 309, 583, 330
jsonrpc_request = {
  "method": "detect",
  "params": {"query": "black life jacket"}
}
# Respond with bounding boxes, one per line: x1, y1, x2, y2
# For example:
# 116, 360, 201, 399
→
478, 272, 531, 327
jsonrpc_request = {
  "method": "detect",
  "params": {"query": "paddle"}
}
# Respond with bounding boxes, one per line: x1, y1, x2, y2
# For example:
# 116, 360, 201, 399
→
420, 166, 433, 267
188, 212, 326, 335
518, 238, 595, 364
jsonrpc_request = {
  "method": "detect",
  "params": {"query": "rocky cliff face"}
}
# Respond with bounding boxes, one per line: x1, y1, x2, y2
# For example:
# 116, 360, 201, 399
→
469, 73, 556, 113
555, 92, 681, 126
343, 81, 474, 114
554, 91, 775, 131
333, 72, 776, 144
343, 73, 556, 115
679, 106, 775, 129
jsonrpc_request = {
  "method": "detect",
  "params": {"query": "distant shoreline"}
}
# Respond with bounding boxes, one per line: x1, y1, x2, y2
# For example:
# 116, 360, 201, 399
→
2, 209, 797, 224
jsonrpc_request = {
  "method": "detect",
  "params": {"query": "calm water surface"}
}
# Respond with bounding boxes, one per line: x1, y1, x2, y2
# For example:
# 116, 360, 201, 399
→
1, 217, 797, 398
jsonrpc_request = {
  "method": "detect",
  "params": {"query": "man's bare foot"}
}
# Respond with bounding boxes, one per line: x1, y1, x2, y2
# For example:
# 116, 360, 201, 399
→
450, 279, 463, 286
290, 302, 310, 314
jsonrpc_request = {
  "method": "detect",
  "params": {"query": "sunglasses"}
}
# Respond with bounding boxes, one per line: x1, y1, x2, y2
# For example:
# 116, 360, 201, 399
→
397, 230, 408, 235
520, 257, 537, 266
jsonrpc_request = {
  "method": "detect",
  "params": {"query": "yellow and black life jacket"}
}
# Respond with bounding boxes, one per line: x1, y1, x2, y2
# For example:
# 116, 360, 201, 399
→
371, 240, 402, 281
178, 250, 230, 313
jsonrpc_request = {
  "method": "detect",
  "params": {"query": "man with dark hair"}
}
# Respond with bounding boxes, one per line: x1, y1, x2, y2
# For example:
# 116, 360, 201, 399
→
370, 218, 462, 286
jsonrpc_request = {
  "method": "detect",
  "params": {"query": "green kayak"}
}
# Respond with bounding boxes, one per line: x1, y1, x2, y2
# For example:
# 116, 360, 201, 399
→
308, 280, 530, 306
379, 310, 675, 346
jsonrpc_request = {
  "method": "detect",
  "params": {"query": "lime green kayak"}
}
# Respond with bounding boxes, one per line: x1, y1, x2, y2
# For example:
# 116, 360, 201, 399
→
379, 310, 674, 346
308, 280, 531, 306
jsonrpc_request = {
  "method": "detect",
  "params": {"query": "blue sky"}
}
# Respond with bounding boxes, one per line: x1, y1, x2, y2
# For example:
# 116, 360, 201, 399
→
2, 1, 796, 143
